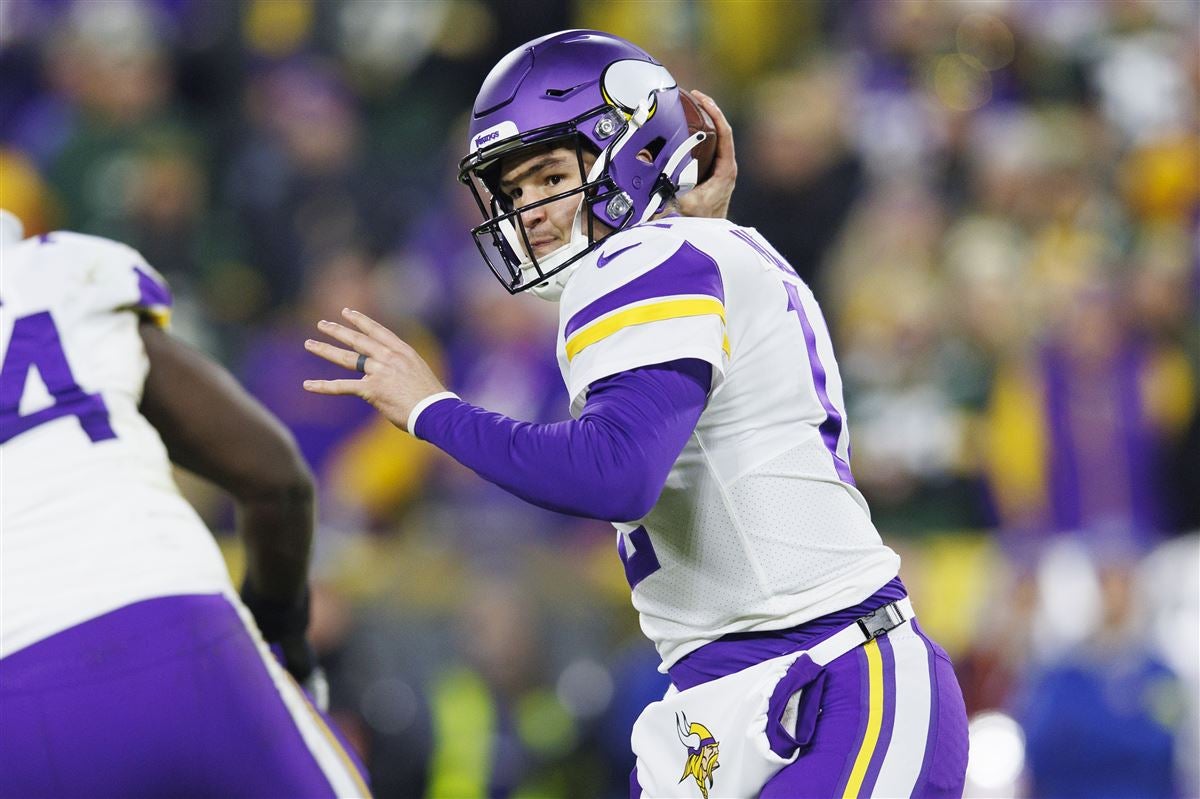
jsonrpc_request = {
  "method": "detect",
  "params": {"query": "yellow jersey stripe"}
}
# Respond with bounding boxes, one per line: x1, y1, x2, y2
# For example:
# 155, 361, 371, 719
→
842, 639, 884, 799
565, 297, 726, 362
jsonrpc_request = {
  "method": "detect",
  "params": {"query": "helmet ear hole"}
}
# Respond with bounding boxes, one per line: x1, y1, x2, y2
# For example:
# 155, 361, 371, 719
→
643, 136, 666, 160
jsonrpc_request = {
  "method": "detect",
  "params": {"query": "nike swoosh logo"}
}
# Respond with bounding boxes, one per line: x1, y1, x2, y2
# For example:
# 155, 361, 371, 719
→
596, 242, 642, 268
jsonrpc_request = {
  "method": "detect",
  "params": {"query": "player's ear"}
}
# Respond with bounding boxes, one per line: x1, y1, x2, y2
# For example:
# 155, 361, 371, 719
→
637, 148, 653, 164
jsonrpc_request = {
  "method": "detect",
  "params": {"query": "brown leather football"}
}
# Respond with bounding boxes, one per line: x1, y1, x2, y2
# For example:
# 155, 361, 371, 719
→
679, 90, 716, 183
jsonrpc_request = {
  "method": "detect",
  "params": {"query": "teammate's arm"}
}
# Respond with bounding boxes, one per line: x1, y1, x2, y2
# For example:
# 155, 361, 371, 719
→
137, 321, 316, 672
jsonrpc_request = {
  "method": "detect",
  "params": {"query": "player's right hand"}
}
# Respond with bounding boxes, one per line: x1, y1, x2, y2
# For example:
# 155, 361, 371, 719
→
677, 90, 737, 221
303, 308, 446, 434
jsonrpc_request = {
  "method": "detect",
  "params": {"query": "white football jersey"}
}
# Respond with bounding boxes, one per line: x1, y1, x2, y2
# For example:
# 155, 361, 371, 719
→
557, 217, 901, 669
0, 232, 233, 657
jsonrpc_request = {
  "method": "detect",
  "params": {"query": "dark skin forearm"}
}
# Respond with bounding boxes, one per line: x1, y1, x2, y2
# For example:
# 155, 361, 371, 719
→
137, 321, 313, 603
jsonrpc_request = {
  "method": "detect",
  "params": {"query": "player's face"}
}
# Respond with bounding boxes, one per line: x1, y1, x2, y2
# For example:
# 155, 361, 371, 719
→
497, 145, 602, 260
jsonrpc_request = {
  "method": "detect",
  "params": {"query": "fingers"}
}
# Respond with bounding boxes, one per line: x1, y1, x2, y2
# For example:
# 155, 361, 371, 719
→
342, 308, 409, 352
690, 90, 736, 175
302, 378, 365, 396
303, 338, 364, 373
315, 318, 388, 360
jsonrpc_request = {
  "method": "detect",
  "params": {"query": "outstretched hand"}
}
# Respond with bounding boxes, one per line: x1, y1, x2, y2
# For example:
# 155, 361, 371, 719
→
677, 90, 738, 221
303, 308, 446, 433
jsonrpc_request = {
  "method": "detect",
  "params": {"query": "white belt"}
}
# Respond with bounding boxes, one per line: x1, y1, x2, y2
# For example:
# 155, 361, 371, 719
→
807, 597, 915, 667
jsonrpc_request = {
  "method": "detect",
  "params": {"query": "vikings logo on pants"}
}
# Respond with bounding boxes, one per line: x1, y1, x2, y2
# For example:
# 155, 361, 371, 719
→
676, 712, 720, 799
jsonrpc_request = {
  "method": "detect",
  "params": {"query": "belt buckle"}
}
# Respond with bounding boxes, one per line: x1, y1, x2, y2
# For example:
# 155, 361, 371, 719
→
856, 602, 904, 640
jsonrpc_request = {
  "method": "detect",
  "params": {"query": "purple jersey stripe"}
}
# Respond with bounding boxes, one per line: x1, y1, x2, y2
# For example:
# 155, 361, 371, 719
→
861, 633, 898, 795
134, 265, 173, 310
564, 241, 723, 339
783, 282, 855, 485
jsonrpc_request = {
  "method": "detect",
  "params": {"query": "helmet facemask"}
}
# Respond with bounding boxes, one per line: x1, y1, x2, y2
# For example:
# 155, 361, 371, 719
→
459, 105, 644, 299
462, 32, 704, 299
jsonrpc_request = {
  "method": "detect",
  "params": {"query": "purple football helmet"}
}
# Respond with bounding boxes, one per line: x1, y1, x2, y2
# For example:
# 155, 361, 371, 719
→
458, 30, 703, 298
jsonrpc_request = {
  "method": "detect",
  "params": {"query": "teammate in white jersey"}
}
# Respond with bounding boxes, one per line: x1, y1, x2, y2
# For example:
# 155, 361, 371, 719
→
304, 31, 968, 798
0, 211, 369, 798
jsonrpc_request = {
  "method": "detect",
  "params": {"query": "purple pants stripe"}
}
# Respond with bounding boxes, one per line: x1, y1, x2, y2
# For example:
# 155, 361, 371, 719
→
861, 633, 897, 795
759, 622, 967, 798
0, 594, 369, 799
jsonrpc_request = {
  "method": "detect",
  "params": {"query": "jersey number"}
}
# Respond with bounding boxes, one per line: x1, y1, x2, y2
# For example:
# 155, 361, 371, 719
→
617, 526, 661, 589
730, 227, 856, 485
0, 311, 116, 444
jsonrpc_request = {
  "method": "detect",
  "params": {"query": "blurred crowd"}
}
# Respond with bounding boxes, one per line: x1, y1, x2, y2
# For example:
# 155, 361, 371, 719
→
2, 0, 1197, 796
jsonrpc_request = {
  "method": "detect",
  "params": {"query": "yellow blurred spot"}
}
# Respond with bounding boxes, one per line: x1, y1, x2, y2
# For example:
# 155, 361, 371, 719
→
327, 415, 433, 517
0, 149, 59, 235
905, 533, 997, 657
1141, 347, 1196, 434
984, 363, 1047, 528
1119, 136, 1200, 223
516, 689, 576, 755
244, 0, 314, 57
932, 54, 992, 112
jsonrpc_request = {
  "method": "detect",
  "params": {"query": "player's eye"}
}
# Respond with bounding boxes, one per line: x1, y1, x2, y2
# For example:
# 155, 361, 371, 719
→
547, 174, 564, 187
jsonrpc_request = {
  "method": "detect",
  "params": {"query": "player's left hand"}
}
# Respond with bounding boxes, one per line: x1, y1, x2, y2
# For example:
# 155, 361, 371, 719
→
303, 308, 446, 433
677, 90, 738, 221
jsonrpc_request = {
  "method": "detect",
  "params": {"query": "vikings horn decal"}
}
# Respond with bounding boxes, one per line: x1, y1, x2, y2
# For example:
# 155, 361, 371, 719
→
676, 712, 720, 799
600, 59, 677, 118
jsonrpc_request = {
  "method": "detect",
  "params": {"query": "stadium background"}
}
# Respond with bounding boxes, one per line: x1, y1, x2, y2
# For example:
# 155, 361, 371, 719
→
2, 0, 1197, 795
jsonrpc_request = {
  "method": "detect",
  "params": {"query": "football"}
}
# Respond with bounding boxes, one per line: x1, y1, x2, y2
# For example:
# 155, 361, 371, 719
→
680, 90, 717, 183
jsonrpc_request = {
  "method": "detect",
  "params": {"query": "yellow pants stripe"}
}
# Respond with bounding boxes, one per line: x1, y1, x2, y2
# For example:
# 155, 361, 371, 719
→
842, 639, 884, 799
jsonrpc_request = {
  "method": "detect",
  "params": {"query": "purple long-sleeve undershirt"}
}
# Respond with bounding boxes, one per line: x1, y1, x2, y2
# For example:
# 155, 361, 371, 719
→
413, 359, 712, 522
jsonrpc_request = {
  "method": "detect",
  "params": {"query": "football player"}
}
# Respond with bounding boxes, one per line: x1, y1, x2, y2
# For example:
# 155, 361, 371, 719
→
0, 211, 369, 798
304, 31, 968, 798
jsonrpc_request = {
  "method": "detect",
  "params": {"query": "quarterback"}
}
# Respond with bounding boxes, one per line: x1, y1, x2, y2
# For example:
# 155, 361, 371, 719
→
305, 31, 968, 798
0, 212, 368, 797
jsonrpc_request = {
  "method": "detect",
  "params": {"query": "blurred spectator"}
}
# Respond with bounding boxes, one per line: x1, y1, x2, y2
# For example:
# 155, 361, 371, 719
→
223, 58, 406, 315
981, 262, 1196, 554
731, 60, 867, 292
425, 575, 591, 799
1016, 543, 1188, 798
238, 247, 437, 546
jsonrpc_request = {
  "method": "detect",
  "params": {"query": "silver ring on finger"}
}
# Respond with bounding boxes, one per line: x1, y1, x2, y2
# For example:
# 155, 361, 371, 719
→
355, 353, 368, 374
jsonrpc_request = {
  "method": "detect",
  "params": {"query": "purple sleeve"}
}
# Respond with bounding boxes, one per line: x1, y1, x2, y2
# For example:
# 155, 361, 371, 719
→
414, 359, 712, 522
